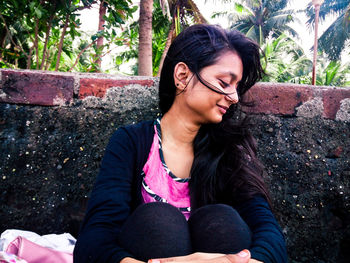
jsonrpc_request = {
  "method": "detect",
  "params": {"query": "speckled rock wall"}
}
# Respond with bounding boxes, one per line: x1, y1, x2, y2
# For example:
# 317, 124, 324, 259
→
1, 69, 350, 263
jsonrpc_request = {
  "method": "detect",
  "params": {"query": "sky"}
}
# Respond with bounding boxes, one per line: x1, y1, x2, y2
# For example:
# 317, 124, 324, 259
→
78, 0, 347, 73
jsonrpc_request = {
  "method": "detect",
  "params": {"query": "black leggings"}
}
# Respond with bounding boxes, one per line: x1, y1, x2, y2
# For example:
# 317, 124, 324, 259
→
118, 202, 252, 261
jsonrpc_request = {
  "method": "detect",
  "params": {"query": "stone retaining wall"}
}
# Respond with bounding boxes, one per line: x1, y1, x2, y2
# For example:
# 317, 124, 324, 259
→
1, 69, 350, 262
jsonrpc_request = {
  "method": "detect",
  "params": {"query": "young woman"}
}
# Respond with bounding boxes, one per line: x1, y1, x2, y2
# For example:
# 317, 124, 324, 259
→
74, 24, 287, 263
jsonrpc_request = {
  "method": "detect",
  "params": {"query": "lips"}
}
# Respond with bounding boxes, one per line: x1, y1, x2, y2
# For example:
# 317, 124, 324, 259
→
217, 104, 228, 114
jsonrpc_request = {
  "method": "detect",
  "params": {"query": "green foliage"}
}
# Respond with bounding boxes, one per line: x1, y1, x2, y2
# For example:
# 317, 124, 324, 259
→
261, 34, 350, 87
0, 0, 136, 72
115, 0, 171, 75
314, 57, 350, 86
306, 0, 350, 60
115, 0, 206, 75
261, 34, 313, 83
213, 0, 299, 45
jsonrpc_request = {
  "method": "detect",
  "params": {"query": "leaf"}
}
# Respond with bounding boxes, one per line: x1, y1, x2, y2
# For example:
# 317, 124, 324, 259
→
29, 2, 36, 10
115, 56, 123, 65
34, 8, 42, 19
112, 10, 124, 24
234, 3, 244, 13
92, 34, 99, 41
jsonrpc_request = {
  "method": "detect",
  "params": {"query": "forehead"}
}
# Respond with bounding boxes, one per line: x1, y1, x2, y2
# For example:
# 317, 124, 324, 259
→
204, 51, 243, 80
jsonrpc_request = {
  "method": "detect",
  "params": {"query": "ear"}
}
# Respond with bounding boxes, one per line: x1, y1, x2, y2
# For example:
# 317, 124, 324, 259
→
173, 62, 192, 90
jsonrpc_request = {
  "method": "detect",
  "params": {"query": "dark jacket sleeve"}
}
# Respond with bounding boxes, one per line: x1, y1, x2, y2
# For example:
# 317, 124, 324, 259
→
73, 126, 140, 263
235, 196, 288, 263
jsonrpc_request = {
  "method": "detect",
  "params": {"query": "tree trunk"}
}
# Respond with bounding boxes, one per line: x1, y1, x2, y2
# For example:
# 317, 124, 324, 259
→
138, 0, 153, 76
157, 21, 174, 77
0, 27, 6, 58
34, 18, 40, 69
40, 11, 55, 70
45, 48, 52, 70
55, 12, 70, 71
95, 0, 107, 72
27, 46, 34, 69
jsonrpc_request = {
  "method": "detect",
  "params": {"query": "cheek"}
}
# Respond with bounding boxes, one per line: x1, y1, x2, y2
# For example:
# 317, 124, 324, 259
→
187, 92, 221, 115
188, 90, 215, 106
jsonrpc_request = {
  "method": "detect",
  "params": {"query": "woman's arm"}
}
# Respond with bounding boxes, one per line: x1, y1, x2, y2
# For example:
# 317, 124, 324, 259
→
121, 257, 145, 263
235, 196, 287, 263
73, 127, 141, 263
147, 250, 252, 263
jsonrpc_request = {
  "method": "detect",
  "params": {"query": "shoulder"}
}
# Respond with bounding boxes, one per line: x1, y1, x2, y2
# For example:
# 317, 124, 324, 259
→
110, 120, 154, 141
107, 120, 155, 155
122, 119, 154, 135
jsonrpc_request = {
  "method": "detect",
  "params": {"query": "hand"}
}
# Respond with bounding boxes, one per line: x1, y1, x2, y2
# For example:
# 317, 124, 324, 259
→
121, 257, 145, 263
148, 250, 251, 263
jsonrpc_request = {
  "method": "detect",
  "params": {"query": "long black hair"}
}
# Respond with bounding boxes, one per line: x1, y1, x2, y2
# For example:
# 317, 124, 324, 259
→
159, 24, 271, 210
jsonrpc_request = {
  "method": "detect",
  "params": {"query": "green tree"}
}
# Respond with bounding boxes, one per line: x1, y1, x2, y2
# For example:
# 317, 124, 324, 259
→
92, 0, 137, 72
119, 0, 205, 76
261, 33, 312, 83
0, 0, 94, 70
214, 0, 299, 45
116, 0, 171, 75
261, 34, 350, 87
0, 0, 136, 72
156, 0, 206, 75
306, 0, 350, 60
314, 56, 350, 86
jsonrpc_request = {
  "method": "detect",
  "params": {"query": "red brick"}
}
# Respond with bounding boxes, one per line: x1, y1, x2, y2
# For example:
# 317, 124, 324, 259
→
322, 88, 350, 119
243, 83, 314, 115
79, 78, 154, 99
0, 70, 74, 106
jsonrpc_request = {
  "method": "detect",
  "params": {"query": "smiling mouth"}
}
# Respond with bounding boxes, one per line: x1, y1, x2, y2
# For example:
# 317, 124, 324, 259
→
217, 104, 228, 114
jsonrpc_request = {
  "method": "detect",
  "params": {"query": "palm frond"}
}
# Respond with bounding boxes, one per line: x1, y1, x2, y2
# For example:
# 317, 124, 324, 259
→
225, 0, 300, 43
306, 0, 349, 26
211, 11, 230, 19
318, 12, 350, 60
186, 0, 207, 24
158, 0, 171, 20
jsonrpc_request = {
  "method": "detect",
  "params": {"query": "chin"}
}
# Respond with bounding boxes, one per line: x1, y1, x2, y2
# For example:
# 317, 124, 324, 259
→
207, 114, 223, 124
196, 111, 224, 125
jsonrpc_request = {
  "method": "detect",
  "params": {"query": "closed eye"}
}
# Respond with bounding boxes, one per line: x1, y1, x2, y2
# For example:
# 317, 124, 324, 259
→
219, 79, 229, 88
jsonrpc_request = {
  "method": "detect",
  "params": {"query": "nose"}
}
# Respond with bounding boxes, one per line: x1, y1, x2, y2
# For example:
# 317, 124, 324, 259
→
225, 91, 239, 104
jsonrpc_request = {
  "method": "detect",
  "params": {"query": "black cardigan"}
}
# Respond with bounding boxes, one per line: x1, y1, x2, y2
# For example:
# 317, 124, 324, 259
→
73, 120, 287, 263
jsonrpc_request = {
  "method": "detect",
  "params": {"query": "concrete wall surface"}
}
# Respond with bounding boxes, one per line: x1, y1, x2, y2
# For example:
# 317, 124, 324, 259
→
1, 69, 350, 262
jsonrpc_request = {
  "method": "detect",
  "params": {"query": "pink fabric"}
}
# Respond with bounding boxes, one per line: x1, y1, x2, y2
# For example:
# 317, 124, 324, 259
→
6, 237, 72, 263
141, 125, 191, 219
0, 251, 28, 263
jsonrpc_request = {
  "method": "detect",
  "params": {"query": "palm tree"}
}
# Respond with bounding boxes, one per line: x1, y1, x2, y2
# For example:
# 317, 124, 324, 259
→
156, 0, 206, 75
138, 0, 154, 76
135, 0, 206, 76
261, 33, 313, 83
119, 0, 205, 76
306, 0, 350, 60
214, 0, 299, 45
261, 34, 350, 86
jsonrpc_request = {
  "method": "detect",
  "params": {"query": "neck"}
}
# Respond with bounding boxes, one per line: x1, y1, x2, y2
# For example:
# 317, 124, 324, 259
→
161, 106, 201, 148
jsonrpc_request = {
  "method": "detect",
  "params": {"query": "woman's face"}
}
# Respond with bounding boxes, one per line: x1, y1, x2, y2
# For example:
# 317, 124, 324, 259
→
177, 51, 243, 125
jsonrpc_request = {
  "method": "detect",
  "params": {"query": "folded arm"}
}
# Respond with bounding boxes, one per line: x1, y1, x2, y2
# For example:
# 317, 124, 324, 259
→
235, 196, 287, 263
